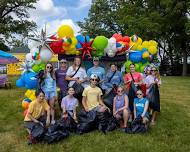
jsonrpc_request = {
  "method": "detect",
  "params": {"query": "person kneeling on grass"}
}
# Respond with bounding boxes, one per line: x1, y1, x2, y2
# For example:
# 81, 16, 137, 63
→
82, 74, 109, 113
61, 87, 78, 122
113, 86, 129, 129
24, 89, 50, 144
133, 89, 149, 128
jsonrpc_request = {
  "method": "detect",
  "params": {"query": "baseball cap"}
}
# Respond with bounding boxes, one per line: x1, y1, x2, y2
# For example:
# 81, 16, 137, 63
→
90, 74, 99, 80
60, 59, 67, 63
93, 57, 99, 61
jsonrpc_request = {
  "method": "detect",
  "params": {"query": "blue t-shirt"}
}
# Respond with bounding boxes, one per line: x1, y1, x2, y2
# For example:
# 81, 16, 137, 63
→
102, 70, 123, 89
87, 66, 106, 81
134, 98, 149, 117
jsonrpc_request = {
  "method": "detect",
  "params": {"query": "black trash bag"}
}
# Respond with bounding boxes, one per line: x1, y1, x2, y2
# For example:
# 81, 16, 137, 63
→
47, 123, 61, 133
96, 111, 119, 133
72, 82, 84, 98
128, 81, 139, 112
103, 89, 117, 110
77, 109, 97, 133
43, 130, 69, 144
31, 123, 45, 140
130, 116, 147, 133
58, 115, 77, 133
146, 84, 160, 112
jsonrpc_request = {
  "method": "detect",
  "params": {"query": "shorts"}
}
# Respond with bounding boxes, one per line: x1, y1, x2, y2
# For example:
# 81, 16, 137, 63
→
44, 91, 56, 100
115, 108, 129, 119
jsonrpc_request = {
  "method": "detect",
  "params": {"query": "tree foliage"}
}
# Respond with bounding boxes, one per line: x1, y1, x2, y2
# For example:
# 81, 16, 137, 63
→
0, 0, 37, 50
78, 0, 190, 75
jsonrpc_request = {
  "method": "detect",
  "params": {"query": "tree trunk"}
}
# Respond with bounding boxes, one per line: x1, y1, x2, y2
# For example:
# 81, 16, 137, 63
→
182, 49, 187, 76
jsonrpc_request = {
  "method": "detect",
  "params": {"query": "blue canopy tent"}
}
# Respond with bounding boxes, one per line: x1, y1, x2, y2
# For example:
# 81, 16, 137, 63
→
0, 50, 19, 64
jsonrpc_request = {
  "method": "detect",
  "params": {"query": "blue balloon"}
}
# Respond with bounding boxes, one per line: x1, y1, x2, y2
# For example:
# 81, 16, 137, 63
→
76, 35, 90, 49
16, 72, 37, 89
129, 51, 142, 63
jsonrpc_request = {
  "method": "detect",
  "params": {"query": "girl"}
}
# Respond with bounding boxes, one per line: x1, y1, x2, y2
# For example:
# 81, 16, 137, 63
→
133, 89, 149, 127
38, 63, 57, 124
24, 90, 50, 144
113, 86, 129, 128
144, 66, 161, 125
61, 87, 78, 122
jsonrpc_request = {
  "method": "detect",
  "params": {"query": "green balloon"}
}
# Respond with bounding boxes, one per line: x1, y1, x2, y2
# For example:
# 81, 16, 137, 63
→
135, 63, 140, 72
32, 64, 40, 73
140, 65, 146, 73
125, 60, 132, 72
92, 36, 108, 51
39, 63, 45, 71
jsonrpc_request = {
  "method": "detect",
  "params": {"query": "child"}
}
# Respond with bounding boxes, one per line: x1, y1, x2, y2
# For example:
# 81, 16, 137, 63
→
133, 89, 149, 127
24, 90, 50, 144
61, 87, 78, 122
113, 86, 129, 128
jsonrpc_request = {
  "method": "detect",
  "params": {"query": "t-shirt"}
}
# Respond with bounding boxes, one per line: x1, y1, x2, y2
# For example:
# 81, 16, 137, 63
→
102, 70, 123, 89
124, 72, 143, 88
134, 98, 149, 117
55, 68, 68, 92
24, 99, 49, 121
144, 75, 161, 93
82, 86, 103, 110
66, 66, 88, 87
61, 95, 78, 111
87, 66, 106, 81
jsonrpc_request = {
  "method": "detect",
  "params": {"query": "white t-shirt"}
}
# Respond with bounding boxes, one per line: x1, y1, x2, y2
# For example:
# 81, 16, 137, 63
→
66, 66, 88, 87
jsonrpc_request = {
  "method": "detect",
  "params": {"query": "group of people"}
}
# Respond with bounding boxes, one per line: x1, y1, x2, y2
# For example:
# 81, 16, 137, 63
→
24, 56, 161, 143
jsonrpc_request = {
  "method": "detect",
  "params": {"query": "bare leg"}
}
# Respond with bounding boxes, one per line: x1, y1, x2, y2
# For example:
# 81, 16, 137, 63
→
49, 97, 56, 124
151, 111, 157, 125
123, 109, 129, 128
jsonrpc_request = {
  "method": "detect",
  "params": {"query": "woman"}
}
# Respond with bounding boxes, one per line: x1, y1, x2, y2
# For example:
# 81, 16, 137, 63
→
102, 63, 123, 92
38, 63, 57, 124
24, 90, 50, 144
66, 57, 88, 100
55, 59, 68, 108
124, 63, 143, 114
144, 66, 161, 125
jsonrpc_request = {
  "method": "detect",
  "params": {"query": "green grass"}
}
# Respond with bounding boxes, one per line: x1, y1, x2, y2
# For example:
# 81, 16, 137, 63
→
0, 76, 190, 152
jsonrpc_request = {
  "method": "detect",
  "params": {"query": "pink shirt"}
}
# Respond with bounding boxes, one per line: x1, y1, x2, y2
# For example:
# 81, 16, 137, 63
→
124, 72, 143, 88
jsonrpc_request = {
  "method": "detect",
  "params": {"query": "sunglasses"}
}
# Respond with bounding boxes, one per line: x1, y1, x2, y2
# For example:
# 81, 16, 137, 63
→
91, 79, 98, 81
151, 69, 157, 72
61, 62, 67, 64
46, 66, 52, 69
137, 93, 142, 96
117, 90, 123, 93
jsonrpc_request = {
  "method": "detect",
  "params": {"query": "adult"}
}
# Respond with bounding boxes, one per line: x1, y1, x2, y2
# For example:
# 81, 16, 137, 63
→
87, 57, 106, 88
24, 90, 50, 144
144, 66, 161, 125
37, 63, 57, 124
82, 74, 109, 112
55, 59, 68, 107
102, 63, 123, 92
124, 63, 143, 114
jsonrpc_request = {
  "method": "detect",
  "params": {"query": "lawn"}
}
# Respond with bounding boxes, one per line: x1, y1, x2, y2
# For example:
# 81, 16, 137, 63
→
0, 76, 190, 152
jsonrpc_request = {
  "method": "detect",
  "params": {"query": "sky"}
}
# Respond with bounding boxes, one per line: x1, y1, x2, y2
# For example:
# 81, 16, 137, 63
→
28, 0, 92, 35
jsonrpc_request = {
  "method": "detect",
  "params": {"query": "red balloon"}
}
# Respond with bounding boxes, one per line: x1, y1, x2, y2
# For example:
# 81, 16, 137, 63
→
123, 36, 130, 43
112, 33, 123, 42
49, 39, 63, 54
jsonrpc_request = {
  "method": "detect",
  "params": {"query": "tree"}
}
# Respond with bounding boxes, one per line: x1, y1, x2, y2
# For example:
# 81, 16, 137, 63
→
78, 0, 190, 75
0, 0, 37, 50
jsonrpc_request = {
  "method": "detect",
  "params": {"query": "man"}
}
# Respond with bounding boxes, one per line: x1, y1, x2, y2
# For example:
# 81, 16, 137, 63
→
82, 74, 109, 112
87, 57, 106, 88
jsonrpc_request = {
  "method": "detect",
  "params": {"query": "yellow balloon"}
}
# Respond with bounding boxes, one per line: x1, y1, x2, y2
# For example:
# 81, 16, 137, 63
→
137, 37, 142, 45
71, 37, 78, 45
129, 41, 135, 47
148, 45, 157, 55
137, 45, 143, 51
149, 40, 158, 47
131, 43, 138, 50
57, 25, 74, 38
142, 51, 150, 59
142, 41, 149, 48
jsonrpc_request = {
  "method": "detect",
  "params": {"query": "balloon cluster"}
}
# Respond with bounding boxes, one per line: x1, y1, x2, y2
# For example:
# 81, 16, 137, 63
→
125, 35, 158, 73
22, 90, 36, 117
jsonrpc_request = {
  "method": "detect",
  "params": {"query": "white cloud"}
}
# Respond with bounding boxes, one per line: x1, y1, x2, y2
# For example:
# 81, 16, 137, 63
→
77, 0, 92, 9
28, 0, 81, 35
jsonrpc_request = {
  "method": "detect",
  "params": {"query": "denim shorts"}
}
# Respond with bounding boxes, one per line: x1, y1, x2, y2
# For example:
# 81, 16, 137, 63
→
44, 91, 56, 100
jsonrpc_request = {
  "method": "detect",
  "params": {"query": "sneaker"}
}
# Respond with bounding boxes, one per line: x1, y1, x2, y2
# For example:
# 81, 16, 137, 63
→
150, 121, 156, 126
51, 120, 56, 125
